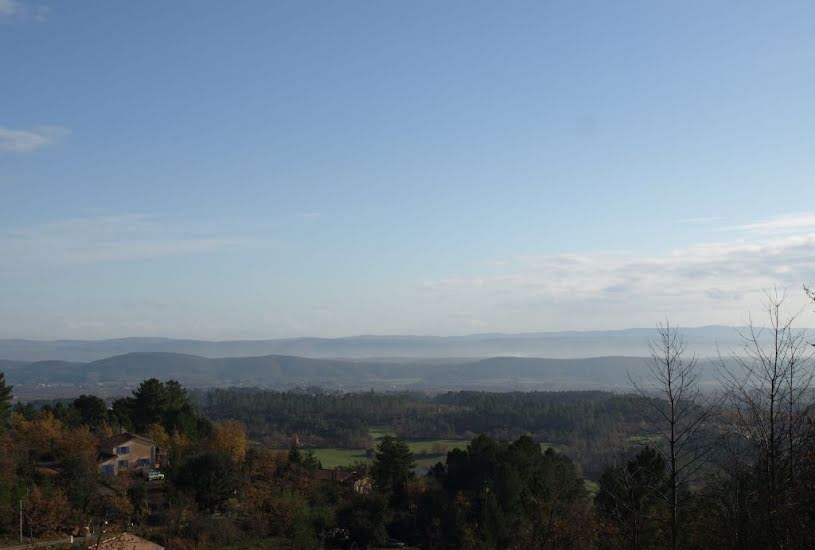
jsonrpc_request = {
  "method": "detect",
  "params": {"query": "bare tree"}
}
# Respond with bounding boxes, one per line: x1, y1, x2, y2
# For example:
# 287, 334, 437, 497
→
629, 321, 716, 550
718, 288, 814, 547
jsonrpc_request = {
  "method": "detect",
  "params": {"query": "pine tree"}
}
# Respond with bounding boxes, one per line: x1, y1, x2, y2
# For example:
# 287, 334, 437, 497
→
371, 436, 416, 508
0, 371, 13, 430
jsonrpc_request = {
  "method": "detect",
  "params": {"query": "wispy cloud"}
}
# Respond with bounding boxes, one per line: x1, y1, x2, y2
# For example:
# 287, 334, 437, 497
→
0, 0, 49, 22
296, 211, 322, 219
675, 216, 722, 225
0, 214, 281, 267
0, 0, 19, 16
722, 212, 815, 235
423, 236, 815, 299
419, 222, 815, 330
0, 126, 69, 153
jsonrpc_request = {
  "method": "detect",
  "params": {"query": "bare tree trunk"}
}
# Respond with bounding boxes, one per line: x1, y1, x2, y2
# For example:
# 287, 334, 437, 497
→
719, 288, 814, 549
629, 321, 715, 550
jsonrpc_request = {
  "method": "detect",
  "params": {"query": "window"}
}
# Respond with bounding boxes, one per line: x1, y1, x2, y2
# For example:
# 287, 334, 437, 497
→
101, 465, 115, 476
118, 460, 129, 469
116, 446, 130, 454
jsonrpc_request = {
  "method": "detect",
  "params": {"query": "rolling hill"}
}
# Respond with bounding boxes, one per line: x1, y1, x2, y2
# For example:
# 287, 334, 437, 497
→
0, 326, 759, 363
2, 352, 723, 391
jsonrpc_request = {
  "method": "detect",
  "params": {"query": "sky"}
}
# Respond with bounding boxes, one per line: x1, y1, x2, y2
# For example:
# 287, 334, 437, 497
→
1, 0, 814, 339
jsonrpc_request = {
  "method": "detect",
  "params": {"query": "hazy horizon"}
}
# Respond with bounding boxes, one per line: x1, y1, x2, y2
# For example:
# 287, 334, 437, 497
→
2, 325, 810, 365
2, 323, 812, 342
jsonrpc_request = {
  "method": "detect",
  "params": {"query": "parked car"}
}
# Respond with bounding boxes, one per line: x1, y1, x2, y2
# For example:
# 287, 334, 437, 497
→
144, 470, 165, 481
384, 539, 405, 548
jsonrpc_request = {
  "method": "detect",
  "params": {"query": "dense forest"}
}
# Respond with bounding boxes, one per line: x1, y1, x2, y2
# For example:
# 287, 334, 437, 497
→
200, 388, 648, 479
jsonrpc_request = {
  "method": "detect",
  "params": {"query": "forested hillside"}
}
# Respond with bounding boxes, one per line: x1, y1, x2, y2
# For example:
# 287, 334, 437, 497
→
0, 327, 752, 362
4, 352, 721, 391
200, 389, 649, 478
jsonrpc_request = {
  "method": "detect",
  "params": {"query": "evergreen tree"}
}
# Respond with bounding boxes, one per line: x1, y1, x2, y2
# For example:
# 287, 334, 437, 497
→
0, 371, 13, 430
114, 378, 209, 437
371, 435, 416, 507
176, 451, 241, 512
71, 394, 107, 428
288, 440, 303, 464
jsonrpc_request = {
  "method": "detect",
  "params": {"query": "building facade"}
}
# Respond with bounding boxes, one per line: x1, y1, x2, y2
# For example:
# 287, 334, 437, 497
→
98, 433, 157, 476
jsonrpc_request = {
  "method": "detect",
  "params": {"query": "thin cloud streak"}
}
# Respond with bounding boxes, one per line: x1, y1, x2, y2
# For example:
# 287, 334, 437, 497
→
296, 211, 322, 219
0, 1, 49, 21
419, 231, 815, 330
0, 214, 284, 267
0, 126, 69, 153
721, 212, 815, 235
675, 216, 722, 225
0, 0, 19, 16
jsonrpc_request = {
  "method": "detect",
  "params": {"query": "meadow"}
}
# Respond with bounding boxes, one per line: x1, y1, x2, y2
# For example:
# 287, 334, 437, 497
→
308, 428, 567, 470
310, 428, 471, 469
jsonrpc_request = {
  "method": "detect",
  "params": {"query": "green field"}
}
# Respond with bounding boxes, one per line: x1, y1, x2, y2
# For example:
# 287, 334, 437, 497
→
311, 437, 471, 470
310, 447, 372, 469
306, 430, 569, 471
407, 439, 471, 468
368, 427, 396, 440
305, 428, 471, 470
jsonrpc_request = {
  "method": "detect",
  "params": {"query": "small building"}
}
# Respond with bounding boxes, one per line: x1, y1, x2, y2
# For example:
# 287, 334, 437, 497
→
315, 469, 373, 495
349, 472, 373, 495
98, 433, 157, 476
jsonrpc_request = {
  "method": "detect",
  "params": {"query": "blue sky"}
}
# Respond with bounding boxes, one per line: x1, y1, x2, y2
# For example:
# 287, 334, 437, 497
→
1, 0, 814, 339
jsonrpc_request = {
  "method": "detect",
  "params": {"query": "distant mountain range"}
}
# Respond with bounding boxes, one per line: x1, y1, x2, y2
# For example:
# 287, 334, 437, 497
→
2, 352, 724, 392
0, 327, 790, 393
0, 326, 766, 363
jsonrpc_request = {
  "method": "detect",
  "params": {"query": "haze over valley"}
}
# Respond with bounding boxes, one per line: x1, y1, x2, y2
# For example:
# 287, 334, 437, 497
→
0, 326, 768, 398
